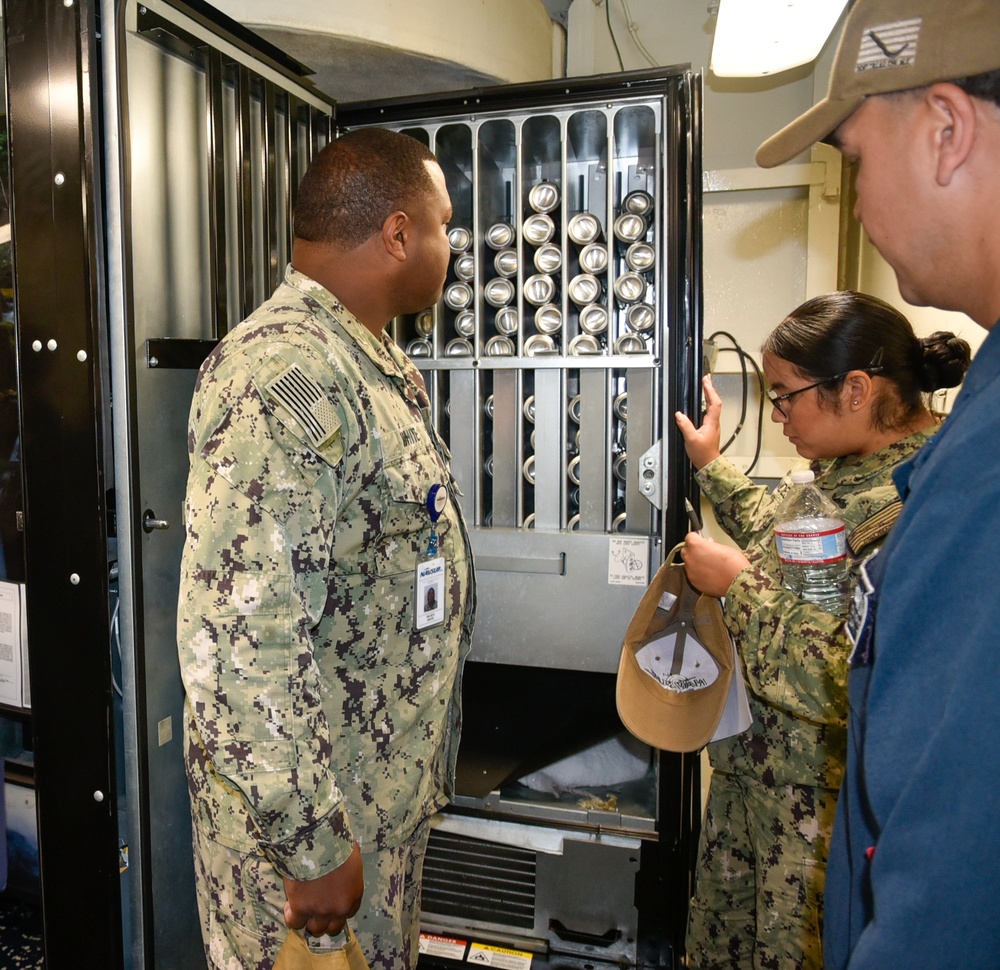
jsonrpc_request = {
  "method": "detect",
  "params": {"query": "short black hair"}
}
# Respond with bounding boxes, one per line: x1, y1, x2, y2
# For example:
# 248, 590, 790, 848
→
294, 128, 438, 249
952, 68, 1000, 109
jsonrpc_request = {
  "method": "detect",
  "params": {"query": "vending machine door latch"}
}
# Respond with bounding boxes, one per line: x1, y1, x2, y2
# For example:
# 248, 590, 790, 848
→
638, 440, 663, 509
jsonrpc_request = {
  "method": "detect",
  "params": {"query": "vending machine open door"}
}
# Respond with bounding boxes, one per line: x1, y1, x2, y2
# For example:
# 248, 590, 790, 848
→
336, 72, 704, 968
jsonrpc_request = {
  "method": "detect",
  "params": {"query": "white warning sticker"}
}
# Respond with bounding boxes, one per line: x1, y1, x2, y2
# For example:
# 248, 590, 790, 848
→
608, 536, 649, 586
418, 933, 468, 960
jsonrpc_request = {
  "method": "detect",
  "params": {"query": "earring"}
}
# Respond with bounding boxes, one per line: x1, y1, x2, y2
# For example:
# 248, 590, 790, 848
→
852, 400, 859, 405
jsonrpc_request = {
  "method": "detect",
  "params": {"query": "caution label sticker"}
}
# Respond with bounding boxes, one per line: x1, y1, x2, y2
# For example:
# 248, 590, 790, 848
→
466, 943, 533, 967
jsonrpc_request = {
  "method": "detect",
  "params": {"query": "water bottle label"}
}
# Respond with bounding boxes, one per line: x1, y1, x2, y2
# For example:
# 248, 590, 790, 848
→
774, 525, 846, 565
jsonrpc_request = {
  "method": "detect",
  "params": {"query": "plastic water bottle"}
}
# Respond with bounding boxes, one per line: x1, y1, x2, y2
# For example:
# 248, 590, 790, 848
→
773, 469, 849, 616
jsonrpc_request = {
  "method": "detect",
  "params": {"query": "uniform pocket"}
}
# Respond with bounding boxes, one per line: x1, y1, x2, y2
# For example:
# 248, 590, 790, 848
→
375, 424, 446, 578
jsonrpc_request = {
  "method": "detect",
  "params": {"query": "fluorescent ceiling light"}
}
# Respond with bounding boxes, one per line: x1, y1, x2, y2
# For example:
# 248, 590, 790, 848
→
710, 0, 849, 77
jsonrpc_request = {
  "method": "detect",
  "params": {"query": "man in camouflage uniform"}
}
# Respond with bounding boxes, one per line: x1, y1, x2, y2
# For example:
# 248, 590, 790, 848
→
177, 127, 475, 970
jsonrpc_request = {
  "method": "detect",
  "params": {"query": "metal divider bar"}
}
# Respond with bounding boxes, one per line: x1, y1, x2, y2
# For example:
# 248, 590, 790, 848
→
624, 367, 655, 533
577, 369, 611, 531
532, 369, 562, 530
207, 49, 229, 339
490, 370, 519, 528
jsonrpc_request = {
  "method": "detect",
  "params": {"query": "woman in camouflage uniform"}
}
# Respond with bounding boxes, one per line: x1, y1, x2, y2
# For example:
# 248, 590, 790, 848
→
673, 292, 970, 970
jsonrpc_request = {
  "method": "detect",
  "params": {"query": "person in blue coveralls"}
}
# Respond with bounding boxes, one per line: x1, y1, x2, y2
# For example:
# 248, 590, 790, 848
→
755, 0, 1000, 967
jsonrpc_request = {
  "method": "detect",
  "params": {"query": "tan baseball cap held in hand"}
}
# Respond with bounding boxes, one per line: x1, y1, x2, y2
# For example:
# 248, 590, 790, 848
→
757, 0, 1000, 168
616, 546, 734, 753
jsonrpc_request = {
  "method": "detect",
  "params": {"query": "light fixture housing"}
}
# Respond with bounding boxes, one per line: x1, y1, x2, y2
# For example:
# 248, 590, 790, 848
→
710, 0, 849, 77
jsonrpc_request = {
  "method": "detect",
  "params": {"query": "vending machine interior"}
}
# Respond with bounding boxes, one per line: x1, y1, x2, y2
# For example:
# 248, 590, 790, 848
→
339, 69, 703, 969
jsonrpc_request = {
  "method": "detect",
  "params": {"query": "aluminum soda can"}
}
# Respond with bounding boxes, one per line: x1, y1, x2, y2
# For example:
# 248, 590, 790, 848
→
494, 306, 519, 335
444, 337, 474, 356
569, 333, 602, 356
522, 213, 555, 246
406, 338, 432, 357
454, 309, 476, 337
528, 181, 560, 213
626, 302, 656, 333
579, 304, 609, 335
444, 281, 473, 310
414, 309, 435, 336
533, 243, 563, 275
484, 277, 515, 307
534, 304, 563, 335
613, 212, 647, 244
568, 273, 602, 306
567, 212, 602, 245
622, 190, 654, 217
494, 249, 518, 278
614, 333, 646, 354
448, 226, 472, 253
524, 333, 557, 356
523, 274, 556, 307
485, 222, 515, 250
454, 252, 476, 281
613, 271, 646, 305
579, 243, 609, 274
625, 241, 655, 273
484, 335, 515, 356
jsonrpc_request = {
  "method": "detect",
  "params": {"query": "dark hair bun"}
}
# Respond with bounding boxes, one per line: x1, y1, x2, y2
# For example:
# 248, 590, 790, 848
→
918, 331, 972, 391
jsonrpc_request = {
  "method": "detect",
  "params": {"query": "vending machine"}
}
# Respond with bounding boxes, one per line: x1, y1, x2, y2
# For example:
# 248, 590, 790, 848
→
336, 74, 704, 967
1, 0, 702, 964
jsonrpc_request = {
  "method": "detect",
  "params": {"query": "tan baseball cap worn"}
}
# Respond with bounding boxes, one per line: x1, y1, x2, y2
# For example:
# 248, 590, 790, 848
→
616, 554, 734, 753
757, 0, 1000, 168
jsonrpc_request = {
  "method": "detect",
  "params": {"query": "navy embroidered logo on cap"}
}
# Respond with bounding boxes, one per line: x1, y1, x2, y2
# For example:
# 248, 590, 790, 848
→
856, 18, 922, 72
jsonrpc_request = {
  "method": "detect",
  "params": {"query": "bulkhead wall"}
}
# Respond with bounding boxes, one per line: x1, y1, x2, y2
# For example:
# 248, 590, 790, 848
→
211, 0, 565, 101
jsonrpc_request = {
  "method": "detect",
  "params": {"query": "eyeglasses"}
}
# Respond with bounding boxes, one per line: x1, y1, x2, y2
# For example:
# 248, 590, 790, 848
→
765, 350, 885, 418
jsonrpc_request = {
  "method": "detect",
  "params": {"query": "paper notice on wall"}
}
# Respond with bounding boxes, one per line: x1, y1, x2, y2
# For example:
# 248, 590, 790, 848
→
0, 580, 22, 707
608, 537, 649, 587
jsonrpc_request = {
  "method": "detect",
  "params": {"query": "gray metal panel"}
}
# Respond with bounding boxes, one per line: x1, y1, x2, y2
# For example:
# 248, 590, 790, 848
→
111, 3, 335, 966
490, 371, 519, 527
531, 370, 562, 530
577, 369, 610, 532
125, 23, 211, 969
624, 367, 655, 534
469, 527, 653, 672
447, 369, 477, 521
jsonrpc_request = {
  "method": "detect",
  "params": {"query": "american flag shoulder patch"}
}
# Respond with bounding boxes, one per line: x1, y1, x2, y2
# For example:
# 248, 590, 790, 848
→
265, 363, 340, 449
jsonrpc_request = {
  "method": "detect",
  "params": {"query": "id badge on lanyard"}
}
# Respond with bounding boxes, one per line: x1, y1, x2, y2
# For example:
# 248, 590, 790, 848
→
416, 483, 448, 631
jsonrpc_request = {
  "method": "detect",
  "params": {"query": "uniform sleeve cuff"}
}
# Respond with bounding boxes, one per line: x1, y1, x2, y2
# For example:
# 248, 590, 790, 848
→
260, 807, 356, 882
695, 456, 745, 504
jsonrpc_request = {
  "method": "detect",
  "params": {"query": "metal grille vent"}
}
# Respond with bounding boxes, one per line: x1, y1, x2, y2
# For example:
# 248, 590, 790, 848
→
421, 829, 537, 929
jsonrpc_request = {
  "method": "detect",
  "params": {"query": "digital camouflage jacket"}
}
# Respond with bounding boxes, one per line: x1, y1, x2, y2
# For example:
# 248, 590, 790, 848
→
177, 266, 475, 883
695, 429, 934, 790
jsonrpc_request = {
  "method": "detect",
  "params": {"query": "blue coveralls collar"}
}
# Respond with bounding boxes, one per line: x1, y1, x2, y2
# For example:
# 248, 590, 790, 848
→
892, 321, 1000, 501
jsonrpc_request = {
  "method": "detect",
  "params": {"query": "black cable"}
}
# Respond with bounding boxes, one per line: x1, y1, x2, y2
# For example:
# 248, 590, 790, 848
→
706, 330, 766, 475
605, 0, 625, 71
706, 330, 748, 452
737, 348, 766, 476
